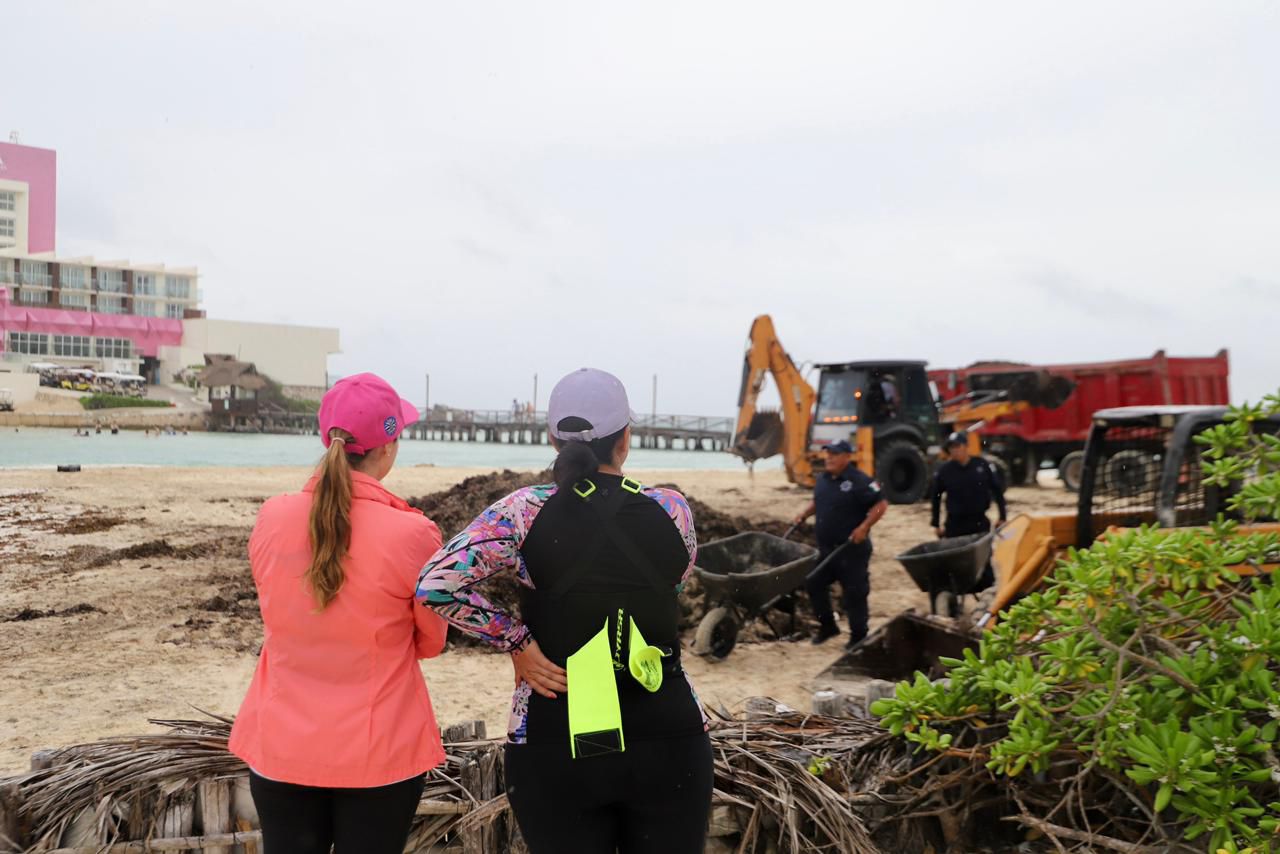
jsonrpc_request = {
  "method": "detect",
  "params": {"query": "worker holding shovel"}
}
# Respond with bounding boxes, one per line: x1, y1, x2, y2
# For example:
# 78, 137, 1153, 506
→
793, 440, 889, 650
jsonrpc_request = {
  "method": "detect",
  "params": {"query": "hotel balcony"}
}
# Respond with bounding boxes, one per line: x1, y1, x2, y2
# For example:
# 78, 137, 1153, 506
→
16, 288, 51, 306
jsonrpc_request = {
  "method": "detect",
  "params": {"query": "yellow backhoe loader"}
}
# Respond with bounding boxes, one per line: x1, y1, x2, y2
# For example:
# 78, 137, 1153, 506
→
731, 314, 1070, 502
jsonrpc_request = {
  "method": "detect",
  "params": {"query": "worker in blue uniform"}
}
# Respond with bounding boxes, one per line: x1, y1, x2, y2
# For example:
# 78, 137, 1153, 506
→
793, 440, 888, 649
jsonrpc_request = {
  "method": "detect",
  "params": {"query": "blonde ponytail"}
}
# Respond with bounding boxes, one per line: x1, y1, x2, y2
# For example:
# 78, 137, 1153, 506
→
308, 428, 355, 609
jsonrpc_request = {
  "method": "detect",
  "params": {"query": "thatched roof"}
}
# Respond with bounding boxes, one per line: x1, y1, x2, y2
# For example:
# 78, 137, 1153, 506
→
197, 355, 267, 391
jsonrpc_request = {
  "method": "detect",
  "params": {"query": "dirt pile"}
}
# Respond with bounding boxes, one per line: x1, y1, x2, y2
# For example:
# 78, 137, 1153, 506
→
407, 469, 546, 539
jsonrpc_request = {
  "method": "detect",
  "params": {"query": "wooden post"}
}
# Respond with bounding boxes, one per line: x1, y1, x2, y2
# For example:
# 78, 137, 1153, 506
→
443, 721, 478, 744
197, 779, 232, 854
156, 790, 194, 849
459, 760, 484, 854
29, 749, 58, 771
0, 781, 23, 854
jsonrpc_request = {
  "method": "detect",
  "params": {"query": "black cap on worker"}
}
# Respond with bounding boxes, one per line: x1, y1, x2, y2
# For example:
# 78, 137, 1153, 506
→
945, 431, 968, 448
823, 439, 854, 454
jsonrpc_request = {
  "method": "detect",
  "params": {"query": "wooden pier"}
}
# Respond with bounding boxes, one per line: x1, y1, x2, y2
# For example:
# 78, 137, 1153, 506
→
403, 410, 732, 451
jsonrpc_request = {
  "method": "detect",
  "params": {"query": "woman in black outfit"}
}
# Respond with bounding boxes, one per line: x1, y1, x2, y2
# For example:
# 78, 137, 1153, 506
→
417, 368, 712, 853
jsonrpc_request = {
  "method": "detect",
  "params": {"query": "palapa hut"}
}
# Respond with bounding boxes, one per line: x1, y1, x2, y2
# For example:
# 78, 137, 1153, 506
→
197, 355, 267, 430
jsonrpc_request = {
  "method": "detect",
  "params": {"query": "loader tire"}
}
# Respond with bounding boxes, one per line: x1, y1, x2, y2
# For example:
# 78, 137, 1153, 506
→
1059, 451, 1085, 493
874, 440, 930, 504
1105, 450, 1155, 497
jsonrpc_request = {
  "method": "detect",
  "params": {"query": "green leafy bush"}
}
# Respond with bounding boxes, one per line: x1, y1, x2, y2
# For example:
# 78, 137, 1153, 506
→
873, 394, 1280, 853
79, 394, 174, 410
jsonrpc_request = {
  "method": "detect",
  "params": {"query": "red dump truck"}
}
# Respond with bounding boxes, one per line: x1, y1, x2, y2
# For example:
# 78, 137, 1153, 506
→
929, 350, 1230, 490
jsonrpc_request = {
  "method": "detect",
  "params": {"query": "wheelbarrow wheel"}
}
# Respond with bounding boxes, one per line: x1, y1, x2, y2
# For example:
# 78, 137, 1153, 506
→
932, 590, 962, 619
693, 607, 740, 659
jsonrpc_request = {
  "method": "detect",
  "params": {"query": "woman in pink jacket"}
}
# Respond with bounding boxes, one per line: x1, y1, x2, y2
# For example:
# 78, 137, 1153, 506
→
229, 373, 447, 854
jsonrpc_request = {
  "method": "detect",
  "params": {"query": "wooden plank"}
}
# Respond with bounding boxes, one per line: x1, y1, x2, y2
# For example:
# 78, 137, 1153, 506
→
235, 819, 258, 854
197, 780, 232, 854
156, 790, 194, 854
415, 801, 470, 816
707, 805, 741, 837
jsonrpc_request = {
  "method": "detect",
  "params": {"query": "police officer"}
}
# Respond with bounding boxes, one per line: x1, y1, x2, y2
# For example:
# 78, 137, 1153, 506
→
931, 432, 1007, 589
793, 440, 888, 648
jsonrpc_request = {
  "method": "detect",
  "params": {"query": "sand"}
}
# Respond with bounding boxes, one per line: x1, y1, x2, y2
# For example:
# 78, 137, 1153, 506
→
0, 464, 1078, 775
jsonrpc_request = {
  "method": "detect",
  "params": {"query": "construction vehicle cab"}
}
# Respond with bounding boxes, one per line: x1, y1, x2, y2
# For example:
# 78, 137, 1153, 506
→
986, 404, 1280, 625
732, 315, 1002, 503
812, 361, 943, 503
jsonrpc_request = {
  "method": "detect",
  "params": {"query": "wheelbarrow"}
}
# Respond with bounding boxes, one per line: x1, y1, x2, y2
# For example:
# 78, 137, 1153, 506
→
691, 532, 818, 660
895, 531, 995, 618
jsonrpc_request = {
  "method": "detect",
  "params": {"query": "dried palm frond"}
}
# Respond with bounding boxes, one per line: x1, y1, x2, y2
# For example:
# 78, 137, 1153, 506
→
8, 709, 897, 853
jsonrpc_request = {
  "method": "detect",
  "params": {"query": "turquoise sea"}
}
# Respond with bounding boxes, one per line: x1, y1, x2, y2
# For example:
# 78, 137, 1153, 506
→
0, 428, 773, 472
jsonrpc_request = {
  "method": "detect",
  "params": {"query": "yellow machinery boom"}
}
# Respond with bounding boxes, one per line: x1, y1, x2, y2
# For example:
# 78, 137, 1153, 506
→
732, 315, 817, 486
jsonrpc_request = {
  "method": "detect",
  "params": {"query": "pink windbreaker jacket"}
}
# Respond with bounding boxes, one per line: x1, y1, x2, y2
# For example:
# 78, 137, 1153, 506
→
229, 471, 447, 788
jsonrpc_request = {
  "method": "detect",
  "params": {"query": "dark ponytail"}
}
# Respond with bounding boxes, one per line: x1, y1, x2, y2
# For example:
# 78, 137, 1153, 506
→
552, 417, 627, 492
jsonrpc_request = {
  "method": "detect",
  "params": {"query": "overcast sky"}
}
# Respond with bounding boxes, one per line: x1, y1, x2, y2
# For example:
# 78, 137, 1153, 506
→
8, 1, 1279, 413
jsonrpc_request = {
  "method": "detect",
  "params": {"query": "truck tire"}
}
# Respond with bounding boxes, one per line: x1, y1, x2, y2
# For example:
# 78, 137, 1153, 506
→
693, 607, 739, 659
875, 439, 930, 504
1059, 451, 1085, 493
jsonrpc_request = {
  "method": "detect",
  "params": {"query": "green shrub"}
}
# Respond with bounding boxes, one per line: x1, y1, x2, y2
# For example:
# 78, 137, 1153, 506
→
873, 394, 1280, 853
79, 394, 174, 411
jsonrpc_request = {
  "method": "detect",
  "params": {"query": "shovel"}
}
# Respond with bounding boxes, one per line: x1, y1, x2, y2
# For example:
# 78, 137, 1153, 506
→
805, 542, 851, 583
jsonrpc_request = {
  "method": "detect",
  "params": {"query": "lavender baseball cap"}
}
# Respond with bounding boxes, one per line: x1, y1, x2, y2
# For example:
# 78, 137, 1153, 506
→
547, 368, 635, 441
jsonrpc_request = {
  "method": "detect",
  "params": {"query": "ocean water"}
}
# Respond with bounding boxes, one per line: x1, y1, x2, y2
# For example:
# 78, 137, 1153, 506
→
0, 427, 773, 472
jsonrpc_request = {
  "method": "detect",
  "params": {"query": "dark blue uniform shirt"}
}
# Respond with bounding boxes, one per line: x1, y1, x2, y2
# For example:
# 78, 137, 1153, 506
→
930, 457, 1007, 528
813, 465, 884, 550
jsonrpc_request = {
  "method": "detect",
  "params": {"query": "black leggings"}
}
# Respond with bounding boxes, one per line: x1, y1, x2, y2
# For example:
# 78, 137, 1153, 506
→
248, 771, 425, 854
505, 732, 714, 854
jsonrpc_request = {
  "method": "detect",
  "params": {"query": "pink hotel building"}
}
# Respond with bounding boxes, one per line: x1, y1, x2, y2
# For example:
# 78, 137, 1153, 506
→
0, 140, 201, 381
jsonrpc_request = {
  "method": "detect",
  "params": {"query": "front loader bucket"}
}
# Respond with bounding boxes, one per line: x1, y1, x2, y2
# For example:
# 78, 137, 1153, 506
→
818, 612, 978, 683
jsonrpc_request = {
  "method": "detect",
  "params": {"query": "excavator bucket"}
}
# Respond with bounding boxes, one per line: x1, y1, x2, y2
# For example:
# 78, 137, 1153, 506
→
732, 410, 784, 462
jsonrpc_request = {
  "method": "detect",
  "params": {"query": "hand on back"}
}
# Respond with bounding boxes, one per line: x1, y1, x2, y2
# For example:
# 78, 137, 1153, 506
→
512, 639, 568, 699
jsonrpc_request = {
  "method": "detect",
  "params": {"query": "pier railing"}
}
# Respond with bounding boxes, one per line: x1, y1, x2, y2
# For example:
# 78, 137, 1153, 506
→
408, 410, 732, 451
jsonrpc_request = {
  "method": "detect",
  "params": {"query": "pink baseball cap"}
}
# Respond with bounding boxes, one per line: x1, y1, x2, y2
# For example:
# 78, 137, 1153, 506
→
318, 373, 420, 455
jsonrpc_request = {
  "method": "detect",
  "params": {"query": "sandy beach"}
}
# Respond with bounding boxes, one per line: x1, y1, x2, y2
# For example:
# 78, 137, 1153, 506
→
0, 464, 1078, 775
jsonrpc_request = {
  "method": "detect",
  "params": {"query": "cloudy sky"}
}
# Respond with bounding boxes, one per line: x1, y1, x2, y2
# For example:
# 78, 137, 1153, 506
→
8, 1, 1279, 412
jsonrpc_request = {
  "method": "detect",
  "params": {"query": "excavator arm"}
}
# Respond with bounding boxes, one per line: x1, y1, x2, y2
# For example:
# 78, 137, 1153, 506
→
731, 315, 817, 485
